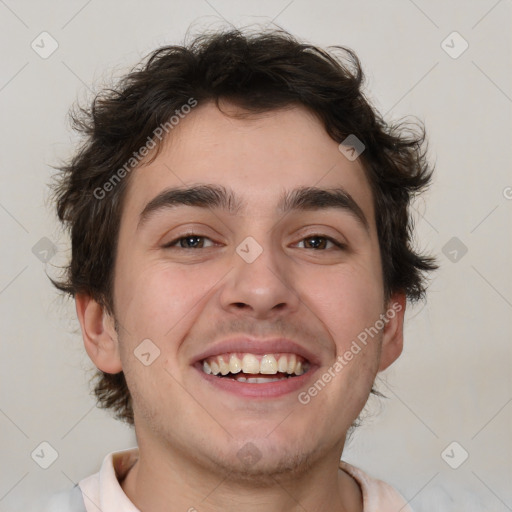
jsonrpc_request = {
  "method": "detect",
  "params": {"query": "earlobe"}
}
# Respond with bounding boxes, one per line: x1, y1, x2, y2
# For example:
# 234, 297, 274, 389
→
378, 293, 407, 372
75, 293, 123, 374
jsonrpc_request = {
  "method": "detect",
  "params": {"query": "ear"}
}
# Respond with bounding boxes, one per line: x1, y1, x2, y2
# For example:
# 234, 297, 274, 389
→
75, 293, 123, 374
378, 292, 407, 372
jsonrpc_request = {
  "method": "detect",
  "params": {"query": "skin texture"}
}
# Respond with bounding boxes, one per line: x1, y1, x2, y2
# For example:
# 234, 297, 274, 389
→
75, 101, 406, 512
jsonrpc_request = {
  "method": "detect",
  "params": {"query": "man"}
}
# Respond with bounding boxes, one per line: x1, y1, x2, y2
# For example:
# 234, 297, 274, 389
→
47, 27, 437, 511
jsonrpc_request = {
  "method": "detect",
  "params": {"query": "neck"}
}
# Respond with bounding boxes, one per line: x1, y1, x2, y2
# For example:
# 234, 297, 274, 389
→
120, 442, 362, 512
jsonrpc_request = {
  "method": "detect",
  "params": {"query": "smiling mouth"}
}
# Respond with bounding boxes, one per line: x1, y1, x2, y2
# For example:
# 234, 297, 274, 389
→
200, 352, 311, 383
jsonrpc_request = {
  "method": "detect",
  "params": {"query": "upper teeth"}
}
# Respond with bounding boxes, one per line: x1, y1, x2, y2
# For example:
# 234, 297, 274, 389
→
202, 353, 308, 376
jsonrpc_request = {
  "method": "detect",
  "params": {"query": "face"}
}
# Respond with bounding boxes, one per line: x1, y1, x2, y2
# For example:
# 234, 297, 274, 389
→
81, 101, 405, 480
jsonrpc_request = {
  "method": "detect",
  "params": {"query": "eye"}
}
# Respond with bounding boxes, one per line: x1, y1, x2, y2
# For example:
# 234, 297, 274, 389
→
161, 233, 345, 251
295, 235, 345, 250
163, 234, 216, 249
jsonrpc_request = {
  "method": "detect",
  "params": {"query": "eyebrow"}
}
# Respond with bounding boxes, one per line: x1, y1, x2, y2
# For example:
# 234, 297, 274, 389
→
137, 184, 370, 233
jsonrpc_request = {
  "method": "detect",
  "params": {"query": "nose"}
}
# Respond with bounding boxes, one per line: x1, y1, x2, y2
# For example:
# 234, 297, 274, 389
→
218, 239, 301, 320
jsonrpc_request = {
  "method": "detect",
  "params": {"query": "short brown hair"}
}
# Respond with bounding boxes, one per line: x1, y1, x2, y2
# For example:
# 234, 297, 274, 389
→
51, 28, 437, 425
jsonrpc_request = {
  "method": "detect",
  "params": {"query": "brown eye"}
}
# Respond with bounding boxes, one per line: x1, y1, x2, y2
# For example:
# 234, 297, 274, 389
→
297, 235, 344, 250
163, 234, 215, 249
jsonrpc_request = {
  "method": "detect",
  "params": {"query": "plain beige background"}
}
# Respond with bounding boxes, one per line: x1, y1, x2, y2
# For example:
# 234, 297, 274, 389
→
0, 1, 511, 511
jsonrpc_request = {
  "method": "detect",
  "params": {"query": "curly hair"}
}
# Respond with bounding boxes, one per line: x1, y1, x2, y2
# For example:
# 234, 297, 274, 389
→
50, 27, 437, 425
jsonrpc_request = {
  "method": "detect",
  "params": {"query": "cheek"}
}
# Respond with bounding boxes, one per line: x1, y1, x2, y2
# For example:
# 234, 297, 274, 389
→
304, 262, 384, 345
115, 259, 220, 341
304, 267, 383, 412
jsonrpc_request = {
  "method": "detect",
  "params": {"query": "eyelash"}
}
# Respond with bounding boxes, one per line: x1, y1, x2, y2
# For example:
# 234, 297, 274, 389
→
162, 233, 346, 251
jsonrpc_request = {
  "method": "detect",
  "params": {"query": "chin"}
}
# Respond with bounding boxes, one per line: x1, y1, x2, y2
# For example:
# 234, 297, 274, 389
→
217, 449, 316, 486
203, 435, 319, 485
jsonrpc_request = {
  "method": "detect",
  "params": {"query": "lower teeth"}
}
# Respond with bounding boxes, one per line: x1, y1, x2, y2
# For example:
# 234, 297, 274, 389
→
236, 376, 289, 383
219, 372, 292, 383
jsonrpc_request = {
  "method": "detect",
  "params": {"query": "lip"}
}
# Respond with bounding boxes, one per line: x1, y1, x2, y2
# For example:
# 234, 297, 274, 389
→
191, 337, 322, 366
193, 363, 320, 398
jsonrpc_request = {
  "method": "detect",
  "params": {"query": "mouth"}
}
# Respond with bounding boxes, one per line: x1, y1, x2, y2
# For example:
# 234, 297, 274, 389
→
193, 351, 317, 398
201, 352, 310, 381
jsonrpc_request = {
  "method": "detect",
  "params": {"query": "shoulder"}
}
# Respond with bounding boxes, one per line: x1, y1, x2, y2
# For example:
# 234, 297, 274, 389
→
340, 460, 414, 512
41, 484, 87, 512
36, 448, 138, 512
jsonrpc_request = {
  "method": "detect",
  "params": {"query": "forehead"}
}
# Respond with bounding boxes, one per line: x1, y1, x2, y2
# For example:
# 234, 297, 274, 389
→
122, 101, 375, 227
